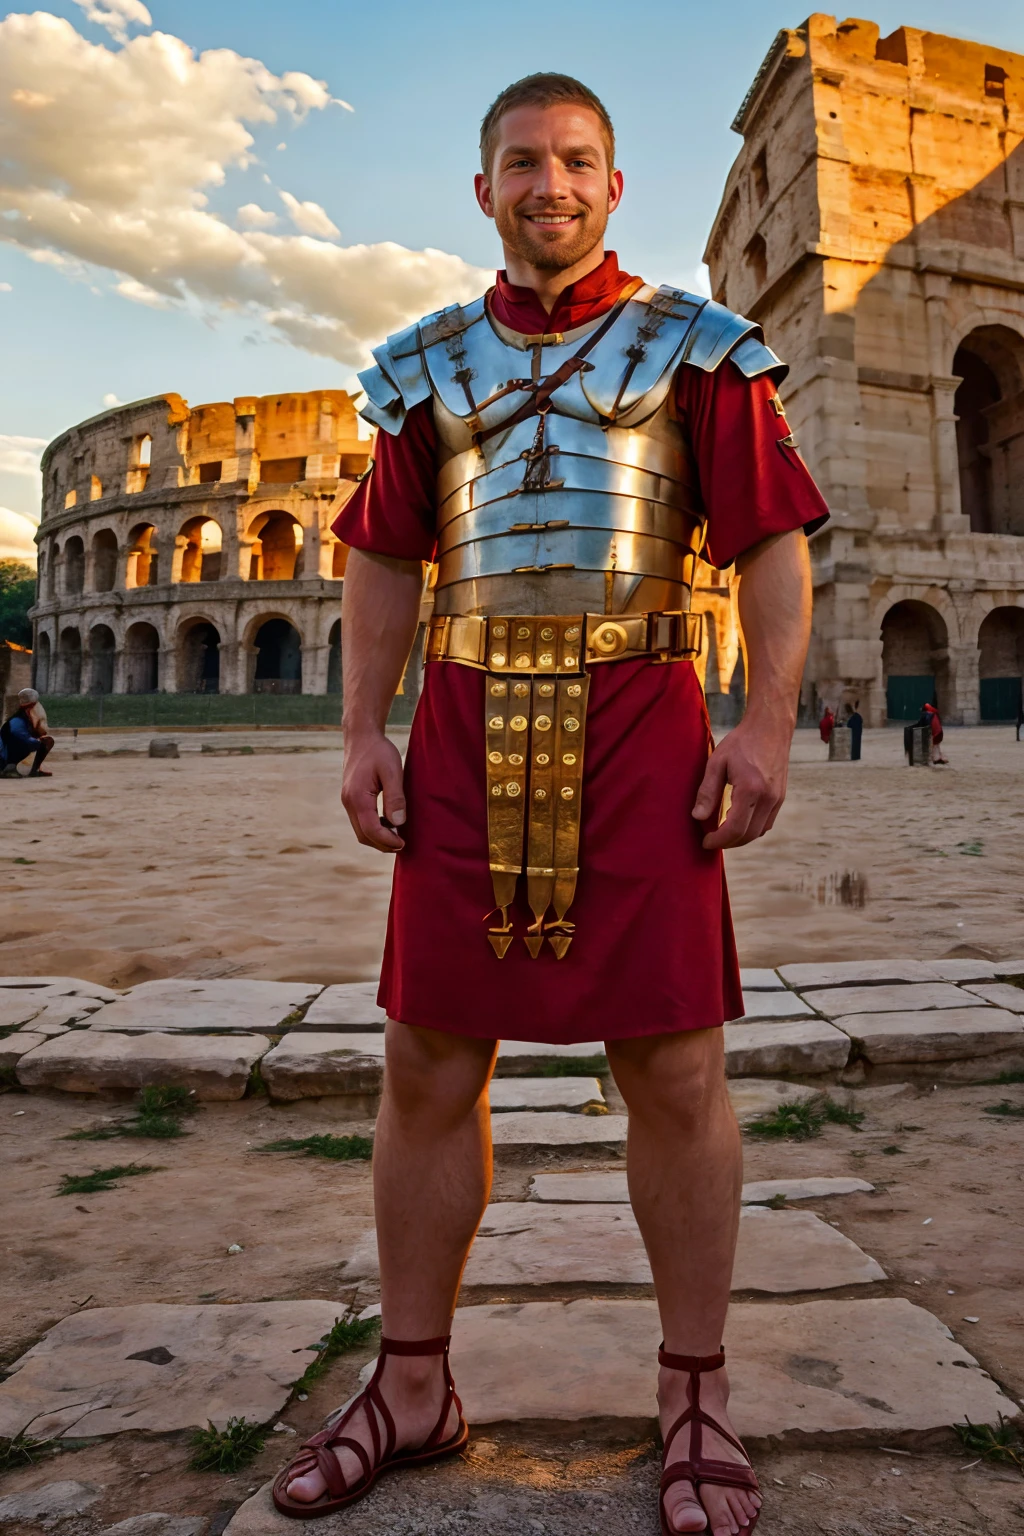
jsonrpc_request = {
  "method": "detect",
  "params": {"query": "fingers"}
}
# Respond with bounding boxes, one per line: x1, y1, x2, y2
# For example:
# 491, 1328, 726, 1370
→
702, 780, 779, 849
378, 750, 407, 830
691, 750, 728, 824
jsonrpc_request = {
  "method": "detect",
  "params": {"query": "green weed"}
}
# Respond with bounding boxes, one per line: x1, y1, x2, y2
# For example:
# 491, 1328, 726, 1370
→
137, 1085, 197, 1117
985, 1069, 1024, 1086
955, 1415, 1023, 1472
533, 1055, 608, 1078
0, 1430, 41, 1472
64, 1084, 195, 1141
296, 1314, 381, 1392
256, 1133, 374, 1161
745, 1096, 863, 1142
246, 1063, 268, 1098
765, 1192, 788, 1209
955, 840, 984, 856
56, 1163, 158, 1196
984, 1100, 1024, 1119
189, 1416, 266, 1473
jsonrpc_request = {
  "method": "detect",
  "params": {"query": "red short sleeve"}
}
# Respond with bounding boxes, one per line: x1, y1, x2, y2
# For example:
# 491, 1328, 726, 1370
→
676, 362, 829, 569
331, 398, 438, 562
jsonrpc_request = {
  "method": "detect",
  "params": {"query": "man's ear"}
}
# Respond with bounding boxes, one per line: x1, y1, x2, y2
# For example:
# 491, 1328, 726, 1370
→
474, 172, 495, 220
608, 168, 624, 215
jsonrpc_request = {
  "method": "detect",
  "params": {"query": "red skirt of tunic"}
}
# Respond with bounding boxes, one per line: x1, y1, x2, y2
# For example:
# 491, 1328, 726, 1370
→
378, 655, 744, 1043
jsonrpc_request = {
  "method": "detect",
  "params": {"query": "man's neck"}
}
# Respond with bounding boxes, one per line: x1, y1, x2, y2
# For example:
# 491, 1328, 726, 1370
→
499, 242, 608, 315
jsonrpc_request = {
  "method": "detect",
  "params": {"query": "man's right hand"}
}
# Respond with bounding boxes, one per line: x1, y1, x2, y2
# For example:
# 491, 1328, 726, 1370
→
341, 729, 407, 852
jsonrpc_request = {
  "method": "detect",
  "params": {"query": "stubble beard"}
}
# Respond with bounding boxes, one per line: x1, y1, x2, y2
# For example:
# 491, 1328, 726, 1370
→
494, 202, 608, 273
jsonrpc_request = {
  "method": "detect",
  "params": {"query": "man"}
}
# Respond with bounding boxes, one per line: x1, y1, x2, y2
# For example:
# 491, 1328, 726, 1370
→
274, 75, 826, 1533
846, 701, 863, 761
922, 702, 948, 765
0, 688, 54, 778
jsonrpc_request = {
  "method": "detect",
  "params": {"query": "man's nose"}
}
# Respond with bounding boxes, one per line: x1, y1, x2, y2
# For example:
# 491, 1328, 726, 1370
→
531, 153, 572, 202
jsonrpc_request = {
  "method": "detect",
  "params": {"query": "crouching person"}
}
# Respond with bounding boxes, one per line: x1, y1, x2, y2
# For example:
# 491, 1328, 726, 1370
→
0, 688, 54, 778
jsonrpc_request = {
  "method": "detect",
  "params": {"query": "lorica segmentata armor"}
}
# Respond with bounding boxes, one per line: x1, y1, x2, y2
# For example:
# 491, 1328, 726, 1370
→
358, 283, 787, 958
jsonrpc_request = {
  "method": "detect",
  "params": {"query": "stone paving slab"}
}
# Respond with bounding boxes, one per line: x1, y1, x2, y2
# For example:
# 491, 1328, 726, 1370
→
805, 982, 978, 1019
0, 992, 52, 1030
0, 1301, 342, 1440
489, 1077, 605, 1112
0, 1482, 102, 1524
780, 960, 954, 988
488, 1111, 629, 1155
724, 1019, 851, 1076
0, 1029, 48, 1070
739, 968, 785, 990
260, 1032, 386, 1102
737, 990, 815, 1021
727, 1078, 822, 1122
298, 982, 387, 1031
435, 1297, 1018, 1438
341, 1204, 884, 1292
834, 1006, 1024, 1065
16, 1030, 271, 1100
962, 981, 1024, 1013
494, 1039, 605, 1075
0, 976, 122, 1000
528, 1173, 875, 1204
86, 980, 321, 1035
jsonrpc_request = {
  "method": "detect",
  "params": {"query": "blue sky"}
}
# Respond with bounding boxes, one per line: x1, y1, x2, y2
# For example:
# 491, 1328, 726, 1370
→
2, 0, 1023, 544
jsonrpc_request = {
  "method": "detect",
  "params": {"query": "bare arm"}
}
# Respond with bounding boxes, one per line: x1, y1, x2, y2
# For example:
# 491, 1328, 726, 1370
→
340, 548, 424, 853
692, 528, 812, 849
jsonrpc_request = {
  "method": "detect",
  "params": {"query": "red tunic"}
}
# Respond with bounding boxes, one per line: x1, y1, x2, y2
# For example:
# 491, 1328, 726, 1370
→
335, 255, 828, 1043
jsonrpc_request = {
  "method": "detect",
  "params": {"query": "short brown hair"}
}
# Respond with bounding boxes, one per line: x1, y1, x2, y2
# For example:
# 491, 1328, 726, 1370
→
480, 73, 616, 176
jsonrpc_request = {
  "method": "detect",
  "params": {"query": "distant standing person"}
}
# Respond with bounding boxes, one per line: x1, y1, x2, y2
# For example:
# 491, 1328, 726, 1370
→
0, 688, 54, 778
819, 705, 835, 745
922, 701, 947, 765
846, 701, 863, 761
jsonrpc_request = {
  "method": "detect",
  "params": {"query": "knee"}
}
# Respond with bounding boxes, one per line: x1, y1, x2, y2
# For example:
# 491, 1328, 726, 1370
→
383, 1021, 495, 1123
607, 1031, 729, 1129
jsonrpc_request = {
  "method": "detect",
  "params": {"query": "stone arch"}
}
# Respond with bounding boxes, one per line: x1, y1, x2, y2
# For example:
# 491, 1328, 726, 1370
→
880, 599, 949, 720
977, 605, 1024, 721
88, 622, 116, 694
34, 630, 51, 693
176, 515, 223, 584
63, 534, 85, 596
327, 617, 341, 694
250, 614, 302, 693
56, 626, 82, 694
178, 616, 221, 693
123, 621, 160, 693
91, 528, 119, 593
126, 523, 159, 589
246, 510, 303, 581
953, 324, 1024, 536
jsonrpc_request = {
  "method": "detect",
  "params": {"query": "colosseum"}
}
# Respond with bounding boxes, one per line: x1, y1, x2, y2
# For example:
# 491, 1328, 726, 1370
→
30, 389, 372, 701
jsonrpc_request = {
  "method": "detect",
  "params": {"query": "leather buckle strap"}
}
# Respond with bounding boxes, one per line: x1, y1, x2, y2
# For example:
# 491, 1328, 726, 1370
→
425, 610, 703, 672
658, 1345, 726, 1373
380, 1334, 452, 1356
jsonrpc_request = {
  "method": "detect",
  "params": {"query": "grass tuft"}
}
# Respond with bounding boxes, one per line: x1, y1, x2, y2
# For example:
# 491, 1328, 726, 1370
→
56, 1163, 158, 1196
764, 1192, 789, 1209
189, 1416, 266, 1473
296, 1314, 381, 1392
745, 1096, 863, 1142
955, 1414, 1024, 1472
256, 1133, 374, 1161
984, 1100, 1024, 1119
137, 1084, 197, 1117
533, 1055, 608, 1078
985, 1069, 1024, 1086
0, 1430, 42, 1472
64, 1084, 196, 1141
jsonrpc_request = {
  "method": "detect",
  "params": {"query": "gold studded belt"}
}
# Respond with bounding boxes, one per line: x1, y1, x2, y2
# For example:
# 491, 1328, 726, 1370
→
424, 611, 703, 961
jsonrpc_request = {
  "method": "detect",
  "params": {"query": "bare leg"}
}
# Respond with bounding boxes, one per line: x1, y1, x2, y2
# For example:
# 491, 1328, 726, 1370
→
607, 1029, 761, 1536
29, 735, 54, 776
287, 1020, 496, 1503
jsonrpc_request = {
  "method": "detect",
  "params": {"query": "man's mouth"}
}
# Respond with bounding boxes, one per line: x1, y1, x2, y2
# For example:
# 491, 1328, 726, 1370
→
523, 212, 582, 226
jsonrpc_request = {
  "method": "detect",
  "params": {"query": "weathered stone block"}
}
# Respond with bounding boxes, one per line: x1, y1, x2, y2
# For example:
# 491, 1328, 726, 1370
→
494, 1039, 605, 1075
834, 1006, 1024, 1065
805, 982, 975, 1018
0, 977, 122, 1000
528, 1173, 875, 1204
739, 968, 785, 990
0, 1029, 48, 1070
260, 1031, 384, 1102
489, 1077, 605, 1112
723, 1020, 851, 1076
962, 982, 1024, 1013
0, 1301, 344, 1440
488, 1110, 628, 1156
87, 979, 321, 1035
299, 981, 387, 1031
738, 990, 815, 1021
16, 1030, 271, 1100
780, 961, 939, 988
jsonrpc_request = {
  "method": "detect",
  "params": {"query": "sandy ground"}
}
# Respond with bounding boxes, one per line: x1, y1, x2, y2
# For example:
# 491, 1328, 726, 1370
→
2, 725, 1024, 986
0, 1079, 1021, 1531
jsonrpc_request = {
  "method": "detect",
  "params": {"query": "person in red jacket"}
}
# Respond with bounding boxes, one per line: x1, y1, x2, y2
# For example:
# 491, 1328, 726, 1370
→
923, 702, 948, 764
274, 74, 828, 1533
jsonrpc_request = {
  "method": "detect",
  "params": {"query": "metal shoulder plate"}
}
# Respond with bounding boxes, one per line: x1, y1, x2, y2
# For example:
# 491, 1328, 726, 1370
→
680, 297, 787, 385
357, 297, 489, 436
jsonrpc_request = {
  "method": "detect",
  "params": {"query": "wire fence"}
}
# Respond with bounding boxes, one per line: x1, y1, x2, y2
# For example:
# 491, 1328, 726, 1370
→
41, 691, 417, 730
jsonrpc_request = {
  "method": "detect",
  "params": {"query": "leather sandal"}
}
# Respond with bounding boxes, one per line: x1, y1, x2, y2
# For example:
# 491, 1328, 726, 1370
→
271, 1333, 469, 1520
659, 1345, 761, 1534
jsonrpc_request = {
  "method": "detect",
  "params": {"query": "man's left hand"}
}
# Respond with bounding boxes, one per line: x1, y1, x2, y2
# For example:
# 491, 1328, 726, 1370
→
691, 720, 790, 849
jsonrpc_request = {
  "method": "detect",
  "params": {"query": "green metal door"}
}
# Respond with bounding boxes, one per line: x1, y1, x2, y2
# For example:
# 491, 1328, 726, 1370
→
979, 677, 1022, 721
886, 675, 935, 720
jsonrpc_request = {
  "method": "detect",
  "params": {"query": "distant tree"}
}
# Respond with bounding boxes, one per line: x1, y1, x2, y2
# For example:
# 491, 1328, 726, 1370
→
0, 560, 36, 646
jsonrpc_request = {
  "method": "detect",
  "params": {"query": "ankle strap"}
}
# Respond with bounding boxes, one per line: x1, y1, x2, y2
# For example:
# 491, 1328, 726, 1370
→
658, 1345, 725, 1373
380, 1334, 451, 1357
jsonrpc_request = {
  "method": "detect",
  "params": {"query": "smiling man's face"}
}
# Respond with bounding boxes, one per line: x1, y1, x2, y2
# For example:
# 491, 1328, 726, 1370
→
475, 102, 623, 275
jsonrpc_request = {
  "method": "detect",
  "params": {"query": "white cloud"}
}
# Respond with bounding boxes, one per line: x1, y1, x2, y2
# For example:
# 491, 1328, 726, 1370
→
102, 392, 122, 406
0, 506, 39, 563
0, 281, 11, 292
0, 12, 488, 368
0, 434, 47, 478
279, 190, 339, 239
73, 0, 151, 44
237, 202, 278, 229
690, 263, 712, 299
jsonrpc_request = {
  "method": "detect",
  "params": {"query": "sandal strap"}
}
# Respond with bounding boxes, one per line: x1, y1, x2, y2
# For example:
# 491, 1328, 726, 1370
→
380, 1334, 452, 1356
658, 1344, 725, 1373
661, 1459, 760, 1496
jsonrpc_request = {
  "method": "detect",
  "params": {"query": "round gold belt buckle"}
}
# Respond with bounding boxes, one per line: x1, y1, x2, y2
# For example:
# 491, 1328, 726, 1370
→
590, 620, 629, 658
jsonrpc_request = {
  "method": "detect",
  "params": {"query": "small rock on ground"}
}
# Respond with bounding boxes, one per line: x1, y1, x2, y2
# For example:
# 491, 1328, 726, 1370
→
0, 1480, 101, 1522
